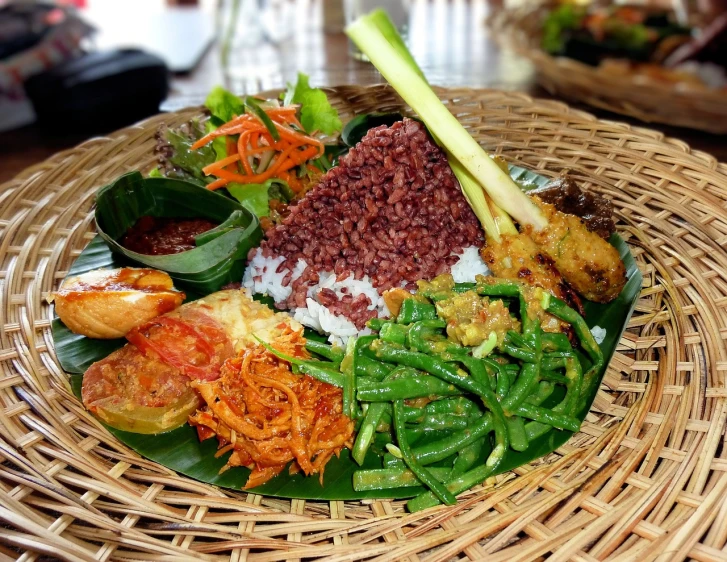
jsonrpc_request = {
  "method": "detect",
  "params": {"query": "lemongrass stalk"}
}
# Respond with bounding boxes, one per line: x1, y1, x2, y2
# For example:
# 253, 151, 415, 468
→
489, 197, 518, 236
368, 9, 422, 79
346, 13, 548, 231
366, 10, 501, 240
451, 158, 501, 241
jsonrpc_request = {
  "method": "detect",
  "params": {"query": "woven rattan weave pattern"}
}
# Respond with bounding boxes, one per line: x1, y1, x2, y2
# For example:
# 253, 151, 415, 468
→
1, 85, 726, 561
489, 5, 727, 135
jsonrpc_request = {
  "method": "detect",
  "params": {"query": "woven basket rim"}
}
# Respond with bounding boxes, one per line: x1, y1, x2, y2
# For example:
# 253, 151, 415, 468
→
3, 84, 725, 191
489, 4, 727, 133
2, 83, 727, 561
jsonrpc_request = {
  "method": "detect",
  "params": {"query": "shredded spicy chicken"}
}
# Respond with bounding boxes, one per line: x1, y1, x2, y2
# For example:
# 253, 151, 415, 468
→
189, 325, 354, 488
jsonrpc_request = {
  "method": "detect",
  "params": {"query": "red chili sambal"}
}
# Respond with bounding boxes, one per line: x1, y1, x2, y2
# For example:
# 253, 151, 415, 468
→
121, 216, 219, 255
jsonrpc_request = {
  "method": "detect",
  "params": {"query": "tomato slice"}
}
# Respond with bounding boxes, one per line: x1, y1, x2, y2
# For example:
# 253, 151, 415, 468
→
155, 316, 216, 358
126, 329, 214, 380
126, 315, 224, 381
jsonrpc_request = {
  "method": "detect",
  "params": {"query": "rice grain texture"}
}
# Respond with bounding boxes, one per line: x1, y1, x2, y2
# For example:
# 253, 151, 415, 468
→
246, 119, 486, 340
262, 121, 481, 295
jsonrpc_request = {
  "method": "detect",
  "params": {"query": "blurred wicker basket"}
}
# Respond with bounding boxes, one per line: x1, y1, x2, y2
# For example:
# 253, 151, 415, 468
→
490, 3, 727, 134
2, 85, 727, 560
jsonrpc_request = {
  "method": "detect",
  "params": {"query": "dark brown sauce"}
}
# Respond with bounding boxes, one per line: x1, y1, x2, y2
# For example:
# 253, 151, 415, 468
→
121, 216, 219, 255
531, 176, 615, 240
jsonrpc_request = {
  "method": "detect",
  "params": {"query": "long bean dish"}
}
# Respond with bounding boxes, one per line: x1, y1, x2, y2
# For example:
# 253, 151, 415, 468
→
257, 272, 605, 510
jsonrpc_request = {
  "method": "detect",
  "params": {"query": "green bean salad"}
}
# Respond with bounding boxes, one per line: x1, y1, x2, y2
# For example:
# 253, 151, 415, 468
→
263, 274, 604, 512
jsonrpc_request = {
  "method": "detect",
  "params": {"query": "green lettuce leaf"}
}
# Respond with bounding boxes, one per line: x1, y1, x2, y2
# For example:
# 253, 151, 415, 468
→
205, 120, 228, 160
227, 178, 294, 217
205, 85, 244, 122
154, 120, 216, 187
228, 183, 270, 217
165, 129, 217, 185
282, 73, 342, 135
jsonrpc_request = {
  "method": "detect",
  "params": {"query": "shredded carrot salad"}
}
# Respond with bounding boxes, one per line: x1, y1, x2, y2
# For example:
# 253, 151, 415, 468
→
191, 106, 325, 192
189, 325, 354, 488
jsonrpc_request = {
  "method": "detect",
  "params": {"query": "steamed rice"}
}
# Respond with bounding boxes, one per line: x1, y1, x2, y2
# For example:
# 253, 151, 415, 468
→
244, 246, 490, 345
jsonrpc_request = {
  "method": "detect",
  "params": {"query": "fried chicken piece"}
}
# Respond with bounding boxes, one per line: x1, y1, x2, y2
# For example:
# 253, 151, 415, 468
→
481, 233, 582, 311
481, 233, 582, 334
523, 197, 626, 303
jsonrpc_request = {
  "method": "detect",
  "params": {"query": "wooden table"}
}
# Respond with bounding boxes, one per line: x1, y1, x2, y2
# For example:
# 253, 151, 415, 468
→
1, 0, 724, 185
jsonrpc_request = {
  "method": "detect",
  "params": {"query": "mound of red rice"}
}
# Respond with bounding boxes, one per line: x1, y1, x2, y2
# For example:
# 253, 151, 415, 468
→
244, 118, 487, 340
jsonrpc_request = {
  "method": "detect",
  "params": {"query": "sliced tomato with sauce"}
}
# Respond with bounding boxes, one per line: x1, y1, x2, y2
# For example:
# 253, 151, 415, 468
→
125, 311, 234, 382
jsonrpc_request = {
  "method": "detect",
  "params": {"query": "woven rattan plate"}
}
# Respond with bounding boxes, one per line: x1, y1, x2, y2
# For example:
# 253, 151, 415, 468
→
489, 5, 727, 135
2, 85, 727, 561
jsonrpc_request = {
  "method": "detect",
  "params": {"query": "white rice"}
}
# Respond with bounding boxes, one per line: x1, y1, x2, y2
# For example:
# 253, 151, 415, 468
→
450, 246, 491, 283
243, 246, 491, 346
590, 325, 606, 345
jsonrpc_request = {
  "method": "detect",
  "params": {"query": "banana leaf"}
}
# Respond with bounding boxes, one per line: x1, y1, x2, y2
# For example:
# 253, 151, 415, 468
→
95, 171, 262, 294
54, 165, 642, 500
342, 113, 405, 147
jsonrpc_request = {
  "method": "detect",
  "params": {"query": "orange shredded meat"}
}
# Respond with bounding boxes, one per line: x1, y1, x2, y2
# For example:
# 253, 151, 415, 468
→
189, 325, 354, 488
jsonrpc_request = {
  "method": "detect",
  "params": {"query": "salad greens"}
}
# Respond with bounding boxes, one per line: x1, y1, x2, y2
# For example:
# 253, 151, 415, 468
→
154, 124, 217, 187
282, 72, 343, 135
205, 119, 228, 161
227, 178, 295, 218
205, 85, 245, 124
151, 74, 343, 221
165, 128, 217, 184
227, 183, 270, 218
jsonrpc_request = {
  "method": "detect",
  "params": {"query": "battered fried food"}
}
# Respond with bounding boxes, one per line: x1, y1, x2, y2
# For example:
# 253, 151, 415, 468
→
49, 268, 185, 339
481, 233, 583, 314
524, 198, 627, 303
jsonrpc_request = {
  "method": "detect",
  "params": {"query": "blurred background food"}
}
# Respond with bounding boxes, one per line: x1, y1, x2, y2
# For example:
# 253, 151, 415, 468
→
540, 2, 726, 89
489, 0, 727, 132
0, 0, 725, 186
